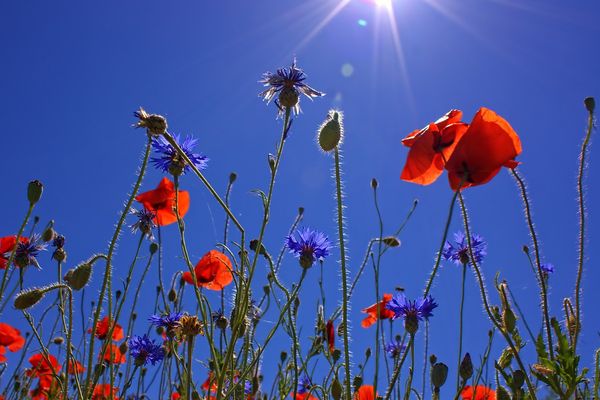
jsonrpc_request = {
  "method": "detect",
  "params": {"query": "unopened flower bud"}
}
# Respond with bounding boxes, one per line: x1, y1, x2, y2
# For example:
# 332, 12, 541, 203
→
168, 288, 177, 303
53, 336, 64, 345
280, 351, 287, 362
332, 349, 341, 362
149, 242, 159, 255
522, 245, 529, 254
268, 154, 276, 172
429, 354, 437, 365
229, 172, 237, 184
27, 180, 43, 205
431, 363, 448, 388
53, 248, 67, 263
298, 207, 304, 215
353, 375, 363, 390
119, 342, 128, 355
331, 377, 343, 400
317, 110, 343, 152
14, 288, 45, 310
459, 353, 473, 380
365, 347, 371, 358
584, 96, 595, 113
64, 263, 92, 291
382, 236, 401, 248
42, 226, 56, 242
371, 178, 378, 189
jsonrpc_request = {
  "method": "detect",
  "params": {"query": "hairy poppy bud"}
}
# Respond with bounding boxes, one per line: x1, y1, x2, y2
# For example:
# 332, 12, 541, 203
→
53, 336, 64, 345
280, 351, 287, 362
53, 248, 67, 263
353, 375, 363, 391
365, 347, 371, 358
279, 87, 299, 109
522, 245, 529, 254
64, 263, 92, 291
502, 308, 517, 333
496, 386, 511, 400
42, 225, 56, 242
298, 207, 304, 216
459, 353, 473, 380
429, 354, 437, 365
584, 96, 595, 113
149, 242, 159, 255
371, 178, 378, 189
268, 153, 276, 173
229, 172, 237, 184
168, 288, 177, 303
318, 110, 343, 152
119, 342, 128, 355
332, 348, 341, 362
431, 363, 448, 388
331, 376, 343, 400
14, 288, 45, 310
250, 239, 267, 256
27, 180, 43, 205
382, 236, 401, 248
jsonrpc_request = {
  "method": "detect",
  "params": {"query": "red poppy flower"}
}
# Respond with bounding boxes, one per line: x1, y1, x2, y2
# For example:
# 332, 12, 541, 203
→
171, 392, 181, 400
445, 107, 521, 191
0, 322, 25, 362
100, 344, 126, 364
361, 294, 395, 328
461, 385, 496, 400
92, 384, 120, 400
27, 353, 61, 390
0, 236, 29, 269
400, 110, 466, 185
201, 372, 217, 392
182, 250, 233, 291
354, 385, 377, 400
88, 317, 124, 341
67, 360, 85, 374
326, 320, 335, 354
135, 177, 190, 226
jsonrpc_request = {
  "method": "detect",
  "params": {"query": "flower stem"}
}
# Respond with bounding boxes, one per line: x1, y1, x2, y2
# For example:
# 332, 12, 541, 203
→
334, 147, 352, 399
456, 262, 466, 391
574, 103, 595, 351
383, 334, 413, 400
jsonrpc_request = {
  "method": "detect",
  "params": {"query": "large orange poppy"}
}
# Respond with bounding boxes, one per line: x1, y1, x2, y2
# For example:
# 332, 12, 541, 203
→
354, 385, 377, 400
445, 107, 521, 191
361, 294, 395, 328
0, 323, 25, 362
400, 110, 466, 185
135, 177, 190, 226
182, 250, 233, 291
88, 316, 124, 341
461, 385, 496, 400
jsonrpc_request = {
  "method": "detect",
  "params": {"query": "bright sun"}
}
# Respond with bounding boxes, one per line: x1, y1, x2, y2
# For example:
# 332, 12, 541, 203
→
374, 0, 393, 9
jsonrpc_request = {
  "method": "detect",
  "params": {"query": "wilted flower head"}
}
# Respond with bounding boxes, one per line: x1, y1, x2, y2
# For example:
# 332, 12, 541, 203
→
134, 107, 167, 136
151, 134, 208, 176
442, 231, 487, 266
14, 234, 46, 269
259, 59, 324, 116
130, 208, 157, 239
128, 334, 164, 366
384, 339, 406, 358
286, 227, 332, 269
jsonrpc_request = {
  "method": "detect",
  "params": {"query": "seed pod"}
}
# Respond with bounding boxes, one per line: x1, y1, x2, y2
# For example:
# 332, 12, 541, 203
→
27, 180, 43, 205
431, 363, 448, 388
331, 376, 343, 400
14, 288, 45, 310
459, 353, 473, 381
64, 263, 92, 291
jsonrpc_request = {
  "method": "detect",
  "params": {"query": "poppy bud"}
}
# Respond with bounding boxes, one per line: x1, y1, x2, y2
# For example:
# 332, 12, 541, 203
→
229, 172, 237, 184
42, 225, 56, 242
280, 351, 287, 362
14, 288, 45, 310
317, 110, 344, 152
263, 285, 270, 295
522, 245, 529, 254
215, 315, 228, 330
429, 354, 437, 365
298, 207, 304, 215
64, 263, 92, 291
250, 239, 267, 256
53, 336, 64, 345
496, 386, 511, 400
168, 288, 177, 303
353, 375, 363, 391
268, 153, 276, 172
115, 290, 122, 301
332, 349, 341, 362
119, 342, 128, 355
459, 353, 473, 380
511, 370, 525, 390
331, 376, 343, 400
584, 96, 595, 113
365, 347, 371, 358
371, 178, 378, 189
431, 362, 448, 388
279, 87, 299, 109
27, 180, 43, 205
382, 236, 401, 248
53, 248, 67, 263
149, 242, 159, 255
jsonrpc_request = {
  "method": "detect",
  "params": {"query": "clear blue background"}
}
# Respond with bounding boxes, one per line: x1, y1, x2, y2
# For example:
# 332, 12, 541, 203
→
1, 0, 599, 397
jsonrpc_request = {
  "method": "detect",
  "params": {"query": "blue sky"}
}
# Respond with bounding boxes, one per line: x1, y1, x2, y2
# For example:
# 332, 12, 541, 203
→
1, 0, 599, 395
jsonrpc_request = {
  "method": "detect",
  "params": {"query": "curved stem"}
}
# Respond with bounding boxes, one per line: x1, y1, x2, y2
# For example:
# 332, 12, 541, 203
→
383, 334, 413, 400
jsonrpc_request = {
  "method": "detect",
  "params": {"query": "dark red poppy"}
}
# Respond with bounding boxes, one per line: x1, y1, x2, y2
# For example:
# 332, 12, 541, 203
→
326, 320, 335, 354
135, 177, 190, 226
182, 250, 233, 291
0, 236, 28, 269
400, 110, 466, 185
361, 294, 395, 328
171, 392, 181, 400
100, 343, 126, 364
461, 385, 496, 400
0, 322, 25, 362
445, 107, 522, 191
92, 384, 120, 400
88, 316, 124, 341
354, 385, 377, 400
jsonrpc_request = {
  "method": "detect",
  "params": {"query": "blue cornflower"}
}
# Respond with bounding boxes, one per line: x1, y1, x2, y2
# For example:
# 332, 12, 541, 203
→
386, 294, 438, 334
244, 380, 253, 395
151, 134, 208, 176
285, 227, 332, 269
149, 312, 183, 338
130, 208, 157, 239
128, 334, 164, 366
259, 59, 324, 116
541, 263, 554, 274
297, 375, 311, 394
442, 231, 487, 266
14, 234, 46, 269
385, 339, 407, 358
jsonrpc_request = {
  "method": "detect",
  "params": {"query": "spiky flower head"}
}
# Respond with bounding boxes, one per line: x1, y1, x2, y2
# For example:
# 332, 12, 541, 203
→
285, 227, 332, 269
384, 339, 406, 358
149, 312, 183, 338
151, 134, 208, 176
130, 208, 157, 239
259, 59, 324, 116
134, 107, 167, 136
386, 294, 438, 334
128, 335, 164, 366
14, 234, 46, 269
442, 231, 487, 266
